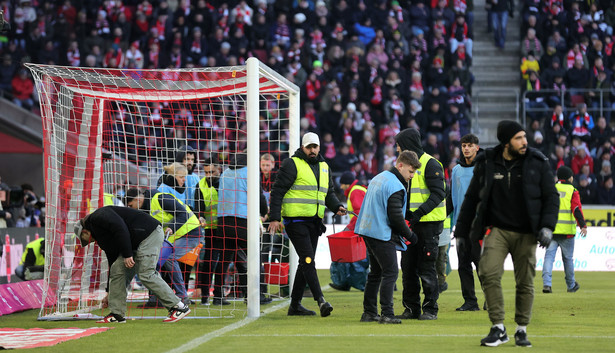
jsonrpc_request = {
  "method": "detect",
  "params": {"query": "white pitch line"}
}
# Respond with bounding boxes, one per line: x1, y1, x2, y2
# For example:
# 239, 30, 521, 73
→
164, 300, 290, 353
228, 333, 615, 339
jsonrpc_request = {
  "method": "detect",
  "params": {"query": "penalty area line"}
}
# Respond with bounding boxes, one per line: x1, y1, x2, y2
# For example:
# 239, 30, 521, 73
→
164, 300, 290, 353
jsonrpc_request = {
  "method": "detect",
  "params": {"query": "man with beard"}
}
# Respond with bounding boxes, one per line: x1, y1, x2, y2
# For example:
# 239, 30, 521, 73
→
455, 120, 559, 347
268, 132, 347, 317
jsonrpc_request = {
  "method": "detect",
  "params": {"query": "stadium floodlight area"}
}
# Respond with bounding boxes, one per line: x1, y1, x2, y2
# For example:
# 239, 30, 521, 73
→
26, 58, 300, 320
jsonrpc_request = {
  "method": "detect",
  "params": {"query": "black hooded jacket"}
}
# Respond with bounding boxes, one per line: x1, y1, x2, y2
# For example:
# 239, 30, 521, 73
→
455, 145, 560, 242
269, 147, 343, 222
395, 128, 446, 222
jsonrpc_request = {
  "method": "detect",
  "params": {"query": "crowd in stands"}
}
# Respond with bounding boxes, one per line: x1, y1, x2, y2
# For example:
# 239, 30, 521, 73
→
0, 0, 614, 205
519, 0, 615, 204
0, 177, 45, 228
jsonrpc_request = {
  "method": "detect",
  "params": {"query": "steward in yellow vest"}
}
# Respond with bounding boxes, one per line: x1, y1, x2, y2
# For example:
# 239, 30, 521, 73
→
15, 237, 45, 280
395, 128, 446, 320
268, 132, 346, 317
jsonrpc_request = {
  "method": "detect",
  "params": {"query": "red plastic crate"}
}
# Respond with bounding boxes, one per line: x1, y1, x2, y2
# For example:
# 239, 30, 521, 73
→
263, 262, 289, 285
327, 231, 367, 263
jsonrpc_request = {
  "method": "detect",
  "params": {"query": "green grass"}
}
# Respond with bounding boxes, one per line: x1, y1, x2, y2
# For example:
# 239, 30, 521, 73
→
3, 270, 615, 353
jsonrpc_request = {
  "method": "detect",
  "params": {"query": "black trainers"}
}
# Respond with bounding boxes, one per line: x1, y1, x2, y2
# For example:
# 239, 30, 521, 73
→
419, 312, 437, 320
396, 308, 420, 320
200, 296, 209, 305
288, 303, 316, 316
360, 312, 380, 322
260, 294, 273, 305
378, 315, 402, 324
543, 285, 552, 293
96, 313, 126, 324
319, 301, 333, 317
329, 283, 351, 291
514, 330, 532, 347
439, 282, 448, 293
480, 326, 509, 347
212, 298, 231, 306
567, 282, 580, 293
456, 303, 480, 311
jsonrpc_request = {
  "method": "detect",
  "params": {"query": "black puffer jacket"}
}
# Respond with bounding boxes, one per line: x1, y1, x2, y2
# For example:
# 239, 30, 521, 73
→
455, 145, 560, 242
269, 148, 343, 222
395, 128, 446, 222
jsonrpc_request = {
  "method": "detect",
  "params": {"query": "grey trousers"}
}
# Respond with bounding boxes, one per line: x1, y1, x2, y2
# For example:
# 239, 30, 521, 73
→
478, 227, 537, 326
108, 225, 181, 316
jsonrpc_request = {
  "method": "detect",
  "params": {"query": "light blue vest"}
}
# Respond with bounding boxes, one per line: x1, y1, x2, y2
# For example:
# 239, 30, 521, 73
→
158, 183, 186, 205
450, 163, 475, 227
184, 174, 200, 209
217, 166, 248, 219
355, 170, 406, 242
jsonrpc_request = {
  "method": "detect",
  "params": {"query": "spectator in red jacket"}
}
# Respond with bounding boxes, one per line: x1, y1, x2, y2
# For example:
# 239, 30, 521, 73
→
571, 147, 594, 175
11, 68, 33, 110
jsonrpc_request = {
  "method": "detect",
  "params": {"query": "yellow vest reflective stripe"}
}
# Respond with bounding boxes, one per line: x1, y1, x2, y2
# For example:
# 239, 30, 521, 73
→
150, 193, 201, 243
20, 237, 45, 266
282, 157, 329, 218
198, 177, 218, 229
409, 153, 446, 222
444, 215, 451, 230
554, 183, 577, 235
347, 184, 367, 219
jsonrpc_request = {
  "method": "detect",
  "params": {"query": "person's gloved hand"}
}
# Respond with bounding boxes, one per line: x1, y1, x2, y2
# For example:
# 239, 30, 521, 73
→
406, 231, 418, 246
536, 227, 553, 248
409, 210, 424, 227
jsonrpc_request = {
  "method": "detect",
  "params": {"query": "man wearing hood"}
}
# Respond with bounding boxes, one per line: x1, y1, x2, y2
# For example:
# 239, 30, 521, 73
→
395, 128, 446, 321
158, 145, 200, 209
455, 120, 559, 347
449, 134, 482, 312
268, 132, 347, 317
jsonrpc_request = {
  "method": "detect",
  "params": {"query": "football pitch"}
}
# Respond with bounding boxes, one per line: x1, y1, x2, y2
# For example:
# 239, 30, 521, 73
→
2, 270, 615, 353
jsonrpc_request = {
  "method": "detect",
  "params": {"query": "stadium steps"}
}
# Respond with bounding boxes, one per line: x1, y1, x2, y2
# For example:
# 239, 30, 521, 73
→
471, 0, 522, 146
0, 97, 43, 146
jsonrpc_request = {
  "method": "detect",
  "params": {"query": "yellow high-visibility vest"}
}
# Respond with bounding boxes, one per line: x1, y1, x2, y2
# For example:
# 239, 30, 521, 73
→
20, 237, 45, 266
347, 184, 367, 219
554, 183, 577, 235
198, 177, 218, 229
150, 193, 201, 243
282, 157, 329, 218
409, 153, 446, 222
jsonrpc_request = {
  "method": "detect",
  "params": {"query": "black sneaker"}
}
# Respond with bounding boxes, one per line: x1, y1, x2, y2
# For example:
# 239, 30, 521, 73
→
567, 282, 580, 293
543, 285, 552, 293
319, 301, 333, 317
419, 312, 437, 320
456, 303, 480, 311
439, 282, 448, 293
329, 283, 351, 291
514, 330, 532, 347
360, 312, 380, 322
378, 315, 402, 324
200, 296, 209, 305
212, 298, 231, 306
480, 326, 509, 347
260, 295, 273, 305
288, 303, 316, 316
396, 308, 420, 320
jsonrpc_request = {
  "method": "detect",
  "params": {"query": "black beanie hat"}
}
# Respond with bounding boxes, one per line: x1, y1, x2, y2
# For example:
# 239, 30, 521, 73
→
339, 172, 355, 185
497, 120, 525, 145
557, 166, 574, 180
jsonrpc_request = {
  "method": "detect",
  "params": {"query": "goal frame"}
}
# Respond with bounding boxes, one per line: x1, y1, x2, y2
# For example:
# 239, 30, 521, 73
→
26, 57, 300, 319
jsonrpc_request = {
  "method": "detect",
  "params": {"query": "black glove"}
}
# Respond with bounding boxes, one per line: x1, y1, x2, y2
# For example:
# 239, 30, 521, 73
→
409, 210, 423, 228
406, 231, 418, 246
508, 10, 514, 18
536, 227, 553, 248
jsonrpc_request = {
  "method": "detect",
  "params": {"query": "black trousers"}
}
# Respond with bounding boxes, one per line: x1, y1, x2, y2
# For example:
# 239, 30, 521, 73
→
363, 236, 398, 317
401, 221, 442, 315
286, 219, 324, 302
197, 227, 222, 297
456, 237, 482, 306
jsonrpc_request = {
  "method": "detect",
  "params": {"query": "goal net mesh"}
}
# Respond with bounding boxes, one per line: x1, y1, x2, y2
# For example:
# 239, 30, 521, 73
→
26, 61, 297, 320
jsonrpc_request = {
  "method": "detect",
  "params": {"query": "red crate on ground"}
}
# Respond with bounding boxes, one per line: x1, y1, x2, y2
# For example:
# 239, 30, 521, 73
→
264, 262, 289, 285
327, 231, 367, 263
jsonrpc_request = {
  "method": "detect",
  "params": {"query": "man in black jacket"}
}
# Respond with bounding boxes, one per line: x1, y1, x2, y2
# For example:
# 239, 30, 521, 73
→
268, 132, 346, 317
455, 120, 559, 347
395, 128, 446, 321
75, 206, 191, 323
